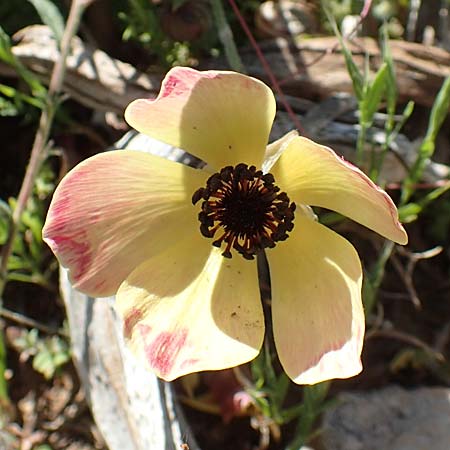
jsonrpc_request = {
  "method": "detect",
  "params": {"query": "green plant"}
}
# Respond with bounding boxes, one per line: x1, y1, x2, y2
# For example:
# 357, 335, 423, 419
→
119, 0, 197, 67
322, 1, 450, 318
12, 328, 71, 379
5, 162, 57, 289
249, 344, 332, 448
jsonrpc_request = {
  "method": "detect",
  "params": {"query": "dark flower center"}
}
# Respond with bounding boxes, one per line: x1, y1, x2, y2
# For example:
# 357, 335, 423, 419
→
192, 163, 296, 260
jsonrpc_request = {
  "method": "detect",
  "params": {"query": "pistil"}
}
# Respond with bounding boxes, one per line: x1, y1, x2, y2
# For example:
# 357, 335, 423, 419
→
192, 163, 296, 259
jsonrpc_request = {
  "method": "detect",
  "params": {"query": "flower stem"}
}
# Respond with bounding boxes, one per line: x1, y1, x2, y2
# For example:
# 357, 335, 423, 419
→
356, 122, 367, 166
227, 0, 304, 134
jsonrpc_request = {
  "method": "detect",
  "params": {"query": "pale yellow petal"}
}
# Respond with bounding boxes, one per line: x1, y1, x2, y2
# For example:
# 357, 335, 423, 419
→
43, 150, 207, 296
271, 136, 408, 244
116, 236, 264, 381
267, 214, 364, 384
125, 67, 276, 170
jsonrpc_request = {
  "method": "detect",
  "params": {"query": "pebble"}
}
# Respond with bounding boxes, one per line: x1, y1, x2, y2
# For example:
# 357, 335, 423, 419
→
321, 385, 450, 450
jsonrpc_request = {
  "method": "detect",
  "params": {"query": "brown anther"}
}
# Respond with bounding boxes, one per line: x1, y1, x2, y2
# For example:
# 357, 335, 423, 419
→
192, 164, 296, 259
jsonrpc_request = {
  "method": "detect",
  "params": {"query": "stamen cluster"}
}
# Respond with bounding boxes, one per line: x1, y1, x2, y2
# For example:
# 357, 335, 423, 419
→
192, 163, 296, 259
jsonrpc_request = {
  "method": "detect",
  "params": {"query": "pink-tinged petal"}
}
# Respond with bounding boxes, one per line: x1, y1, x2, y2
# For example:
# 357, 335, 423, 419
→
43, 150, 208, 297
266, 214, 364, 384
271, 136, 408, 244
116, 236, 264, 381
125, 67, 276, 170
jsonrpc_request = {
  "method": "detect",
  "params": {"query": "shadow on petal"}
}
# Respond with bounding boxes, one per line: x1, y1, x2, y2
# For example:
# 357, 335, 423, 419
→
267, 214, 364, 384
126, 67, 275, 171
115, 242, 264, 380
209, 250, 264, 351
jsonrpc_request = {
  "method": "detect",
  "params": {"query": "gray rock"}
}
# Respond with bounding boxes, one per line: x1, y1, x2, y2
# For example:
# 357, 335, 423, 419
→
321, 385, 450, 450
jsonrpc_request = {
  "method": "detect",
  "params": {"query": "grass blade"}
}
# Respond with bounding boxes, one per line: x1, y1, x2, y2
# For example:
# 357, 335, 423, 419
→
27, 0, 65, 45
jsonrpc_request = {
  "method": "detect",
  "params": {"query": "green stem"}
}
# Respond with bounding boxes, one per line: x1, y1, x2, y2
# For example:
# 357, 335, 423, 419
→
356, 122, 367, 166
365, 240, 395, 315
210, 0, 245, 72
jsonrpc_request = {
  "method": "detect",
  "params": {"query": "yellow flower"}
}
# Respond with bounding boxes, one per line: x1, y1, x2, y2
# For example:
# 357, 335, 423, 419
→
43, 67, 407, 384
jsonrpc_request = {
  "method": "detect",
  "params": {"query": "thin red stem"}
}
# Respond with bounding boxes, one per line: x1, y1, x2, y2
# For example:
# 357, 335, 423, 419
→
386, 180, 450, 191
227, 0, 304, 134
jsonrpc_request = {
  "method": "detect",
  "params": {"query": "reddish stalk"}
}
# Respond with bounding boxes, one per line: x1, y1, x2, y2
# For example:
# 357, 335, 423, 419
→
386, 180, 450, 191
227, 0, 304, 134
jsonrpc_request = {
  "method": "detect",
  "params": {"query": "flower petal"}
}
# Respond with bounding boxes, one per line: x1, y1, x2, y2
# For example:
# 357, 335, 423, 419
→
43, 150, 207, 297
271, 136, 408, 244
262, 129, 298, 173
266, 214, 364, 384
125, 67, 276, 170
116, 237, 264, 381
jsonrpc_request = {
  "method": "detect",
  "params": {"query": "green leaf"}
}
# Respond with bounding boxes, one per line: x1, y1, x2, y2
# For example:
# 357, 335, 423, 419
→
0, 83, 44, 110
0, 97, 19, 116
27, 0, 65, 45
0, 26, 46, 96
421, 75, 450, 158
401, 76, 450, 204
33, 347, 55, 379
281, 402, 305, 423
398, 203, 421, 223
6, 255, 32, 271
394, 101, 415, 135
0, 26, 14, 65
0, 200, 11, 245
13, 328, 39, 353
380, 24, 397, 117
250, 349, 266, 389
0, 84, 15, 97
360, 63, 388, 127
322, 2, 364, 99
274, 372, 290, 404
340, 40, 364, 100
418, 182, 450, 208
210, 0, 245, 73
286, 382, 331, 450
32, 336, 70, 379
400, 182, 450, 225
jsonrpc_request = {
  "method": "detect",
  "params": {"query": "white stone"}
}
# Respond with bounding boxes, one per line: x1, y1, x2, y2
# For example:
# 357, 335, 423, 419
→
321, 385, 450, 450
